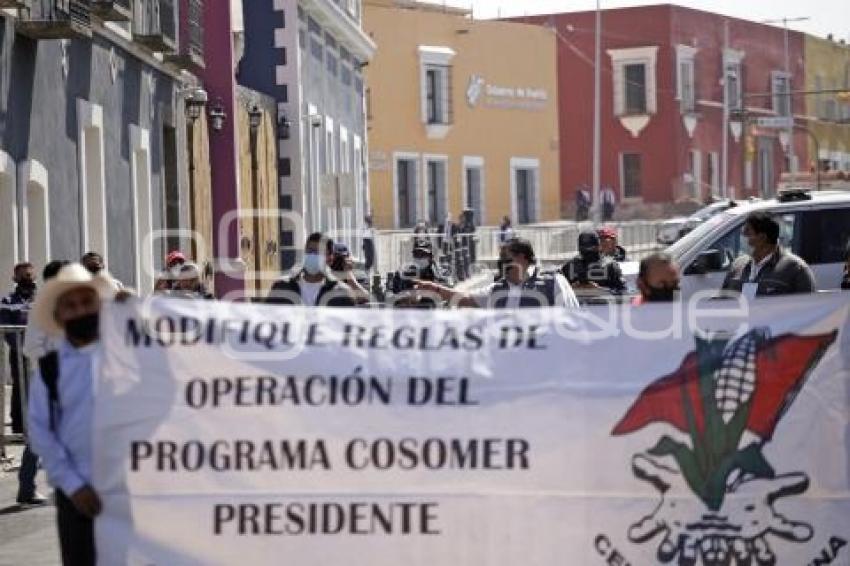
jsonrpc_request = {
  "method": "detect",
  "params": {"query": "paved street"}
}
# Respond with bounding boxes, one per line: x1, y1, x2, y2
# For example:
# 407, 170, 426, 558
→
0, 442, 59, 566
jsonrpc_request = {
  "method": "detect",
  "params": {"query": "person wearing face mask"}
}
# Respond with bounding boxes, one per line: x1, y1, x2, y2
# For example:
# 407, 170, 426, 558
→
80, 251, 123, 290
171, 263, 214, 300
266, 233, 359, 307
1, 262, 38, 437
561, 230, 626, 294
417, 238, 580, 309
721, 213, 815, 299
387, 241, 450, 308
634, 253, 681, 305
27, 263, 120, 565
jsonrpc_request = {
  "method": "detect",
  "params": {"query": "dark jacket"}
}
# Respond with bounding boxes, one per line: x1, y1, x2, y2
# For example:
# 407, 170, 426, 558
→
841, 266, 850, 290
266, 274, 355, 307
721, 248, 815, 296
561, 255, 626, 293
0, 287, 34, 348
488, 269, 558, 308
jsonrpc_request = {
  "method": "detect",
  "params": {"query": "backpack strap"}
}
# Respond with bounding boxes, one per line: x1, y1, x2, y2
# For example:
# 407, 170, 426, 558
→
38, 351, 60, 432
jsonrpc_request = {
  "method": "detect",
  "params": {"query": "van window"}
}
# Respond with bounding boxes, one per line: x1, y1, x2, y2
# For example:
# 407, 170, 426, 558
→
797, 208, 850, 264
706, 213, 798, 268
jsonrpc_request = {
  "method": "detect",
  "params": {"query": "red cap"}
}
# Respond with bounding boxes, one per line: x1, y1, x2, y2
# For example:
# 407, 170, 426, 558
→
597, 227, 617, 240
166, 250, 187, 266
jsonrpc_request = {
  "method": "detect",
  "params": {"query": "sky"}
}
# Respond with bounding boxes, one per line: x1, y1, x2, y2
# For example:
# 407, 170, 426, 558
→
422, 0, 850, 41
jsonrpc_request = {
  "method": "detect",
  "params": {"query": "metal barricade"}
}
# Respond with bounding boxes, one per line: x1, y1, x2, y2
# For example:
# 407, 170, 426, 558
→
0, 325, 28, 467
376, 220, 667, 275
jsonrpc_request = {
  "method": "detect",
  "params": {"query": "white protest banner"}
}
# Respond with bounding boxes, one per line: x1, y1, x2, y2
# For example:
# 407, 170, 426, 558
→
94, 293, 850, 566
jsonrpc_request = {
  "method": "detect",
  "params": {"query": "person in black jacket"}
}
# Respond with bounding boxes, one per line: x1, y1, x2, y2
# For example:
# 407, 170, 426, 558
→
266, 233, 364, 307
842, 240, 850, 291
562, 231, 626, 293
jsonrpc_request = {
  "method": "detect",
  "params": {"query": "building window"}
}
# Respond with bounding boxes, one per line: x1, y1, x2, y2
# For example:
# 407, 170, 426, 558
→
424, 157, 448, 226
620, 153, 642, 199
676, 45, 697, 114
310, 37, 323, 61
463, 157, 485, 225
395, 156, 418, 229
609, 46, 658, 117
425, 65, 452, 125
723, 49, 744, 113
510, 158, 539, 224
772, 72, 791, 117
418, 46, 455, 130
687, 150, 700, 199
298, 28, 306, 49
327, 50, 338, 76
625, 64, 647, 115
727, 65, 741, 111
709, 152, 719, 197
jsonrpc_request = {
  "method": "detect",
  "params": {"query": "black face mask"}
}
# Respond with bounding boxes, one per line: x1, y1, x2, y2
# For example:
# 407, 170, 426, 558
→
17, 280, 36, 297
645, 285, 679, 303
65, 313, 100, 344
581, 250, 601, 264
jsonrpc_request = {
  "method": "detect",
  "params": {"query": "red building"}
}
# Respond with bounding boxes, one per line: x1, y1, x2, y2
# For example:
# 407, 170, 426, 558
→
514, 5, 807, 218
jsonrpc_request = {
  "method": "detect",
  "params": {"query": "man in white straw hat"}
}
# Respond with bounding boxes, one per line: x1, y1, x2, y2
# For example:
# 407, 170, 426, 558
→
26, 262, 119, 566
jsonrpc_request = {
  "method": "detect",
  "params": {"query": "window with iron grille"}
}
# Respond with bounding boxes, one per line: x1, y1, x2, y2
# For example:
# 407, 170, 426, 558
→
624, 64, 647, 115
424, 65, 452, 125
621, 153, 642, 198
188, 0, 204, 58
679, 59, 695, 113
327, 50, 337, 76
308, 16, 321, 35
726, 63, 742, 111
772, 72, 791, 117
310, 36, 323, 61
324, 33, 337, 50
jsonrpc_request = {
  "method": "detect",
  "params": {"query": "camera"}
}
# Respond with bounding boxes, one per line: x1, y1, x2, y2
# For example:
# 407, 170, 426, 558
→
388, 264, 419, 294
330, 243, 350, 272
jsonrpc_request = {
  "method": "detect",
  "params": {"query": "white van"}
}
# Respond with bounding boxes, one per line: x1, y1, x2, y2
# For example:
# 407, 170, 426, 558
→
655, 191, 850, 298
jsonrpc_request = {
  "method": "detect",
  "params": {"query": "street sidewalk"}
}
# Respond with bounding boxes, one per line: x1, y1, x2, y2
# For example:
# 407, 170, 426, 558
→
2, 386, 60, 566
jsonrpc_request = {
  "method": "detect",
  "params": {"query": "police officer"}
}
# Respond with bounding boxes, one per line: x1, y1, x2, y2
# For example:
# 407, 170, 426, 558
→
562, 230, 626, 294
417, 238, 579, 309
388, 241, 450, 308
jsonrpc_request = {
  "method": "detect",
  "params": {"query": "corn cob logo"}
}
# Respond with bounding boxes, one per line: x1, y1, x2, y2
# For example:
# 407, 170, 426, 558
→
611, 328, 838, 565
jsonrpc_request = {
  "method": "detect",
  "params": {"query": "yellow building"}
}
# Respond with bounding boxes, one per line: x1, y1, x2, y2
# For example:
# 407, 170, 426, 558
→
363, 0, 560, 229
804, 35, 850, 172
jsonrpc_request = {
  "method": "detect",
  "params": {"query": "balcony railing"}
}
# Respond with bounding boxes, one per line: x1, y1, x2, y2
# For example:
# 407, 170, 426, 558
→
16, 0, 92, 39
165, 0, 203, 69
0, 0, 30, 10
90, 0, 131, 21
133, 0, 176, 53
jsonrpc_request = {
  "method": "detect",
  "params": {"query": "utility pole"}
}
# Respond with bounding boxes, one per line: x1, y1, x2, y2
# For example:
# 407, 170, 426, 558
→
721, 19, 729, 198
762, 16, 810, 181
592, 0, 601, 223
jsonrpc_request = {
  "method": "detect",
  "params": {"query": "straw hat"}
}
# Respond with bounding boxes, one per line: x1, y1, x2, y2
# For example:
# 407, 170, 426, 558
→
30, 263, 120, 337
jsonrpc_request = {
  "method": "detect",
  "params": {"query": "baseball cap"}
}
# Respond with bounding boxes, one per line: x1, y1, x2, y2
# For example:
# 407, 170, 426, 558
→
597, 226, 617, 240
578, 230, 600, 252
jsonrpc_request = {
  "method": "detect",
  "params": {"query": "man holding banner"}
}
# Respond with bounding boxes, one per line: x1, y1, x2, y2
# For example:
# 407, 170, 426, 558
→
26, 264, 119, 566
